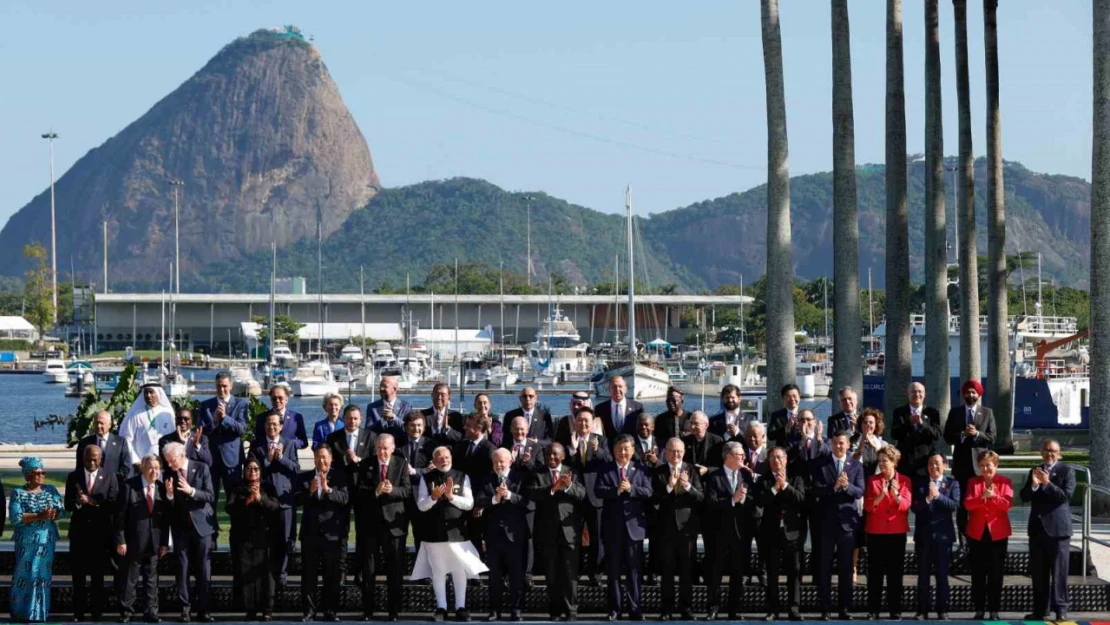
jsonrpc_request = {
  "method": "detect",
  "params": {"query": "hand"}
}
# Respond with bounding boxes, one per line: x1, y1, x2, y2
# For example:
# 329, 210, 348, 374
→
668, 470, 680, 491
964, 424, 978, 437
472, 507, 484, 518
645, 449, 657, 465
346, 449, 359, 465
911, 411, 922, 425
431, 483, 447, 500
320, 472, 330, 494
176, 477, 194, 497
77, 492, 90, 506
727, 423, 740, 438
117, 544, 127, 557
44, 507, 58, 520
801, 420, 815, 439
192, 425, 204, 447
496, 483, 510, 500
444, 477, 455, 501
377, 479, 393, 495
835, 472, 849, 490
590, 437, 600, 453
164, 478, 175, 499
1032, 467, 1048, 485
927, 481, 939, 501
775, 470, 787, 492
528, 436, 539, 444
214, 403, 225, 423
732, 484, 747, 503
521, 446, 533, 464
309, 477, 320, 493
552, 474, 568, 492
618, 478, 631, 493
697, 464, 708, 476
678, 471, 691, 492
816, 420, 825, 440
158, 545, 168, 558
983, 482, 996, 499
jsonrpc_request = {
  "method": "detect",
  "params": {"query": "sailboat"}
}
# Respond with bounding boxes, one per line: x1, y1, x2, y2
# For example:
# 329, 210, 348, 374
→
590, 186, 671, 400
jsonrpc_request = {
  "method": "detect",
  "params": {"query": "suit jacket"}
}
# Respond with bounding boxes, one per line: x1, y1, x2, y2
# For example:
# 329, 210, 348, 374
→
754, 473, 807, 541
654, 409, 691, 445
164, 460, 218, 539
596, 399, 644, 443
254, 410, 309, 450
681, 432, 725, 470
595, 461, 653, 542
827, 411, 856, 437
196, 396, 249, 469
500, 437, 545, 473
311, 418, 344, 451
527, 466, 585, 546
964, 475, 1013, 541
651, 461, 703, 537
632, 436, 663, 469
296, 468, 351, 543
357, 455, 412, 538
808, 444, 865, 533
454, 437, 497, 491
504, 405, 555, 442
705, 466, 754, 540
477, 469, 533, 544
158, 430, 213, 467
943, 403, 996, 480
767, 407, 802, 448
709, 410, 757, 442
1020, 462, 1075, 538
560, 432, 612, 508
326, 427, 377, 490
395, 436, 436, 478
76, 433, 132, 482
421, 407, 466, 443
891, 404, 943, 476
863, 473, 912, 534
64, 468, 120, 545
250, 436, 301, 508
115, 476, 171, 556
911, 475, 960, 545
365, 398, 413, 437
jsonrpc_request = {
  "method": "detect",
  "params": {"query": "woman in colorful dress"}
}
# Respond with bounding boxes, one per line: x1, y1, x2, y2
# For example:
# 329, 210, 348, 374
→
9, 456, 65, 622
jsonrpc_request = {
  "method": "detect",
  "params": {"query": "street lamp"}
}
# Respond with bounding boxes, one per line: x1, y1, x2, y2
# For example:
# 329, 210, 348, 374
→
41, 131, 58, 324
169, 179, 185, 294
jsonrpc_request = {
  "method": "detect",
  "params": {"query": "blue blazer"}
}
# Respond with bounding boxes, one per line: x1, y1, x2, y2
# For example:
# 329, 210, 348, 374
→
196, 396, 249, 470
163, 460, 217, 539
254, 410, 309, 450
911, 475, 960, 544
1020, 462, 1076, 538
594, 461, 653, 542
365, 399, 412, 436
250, 436, 301, 508
311, 418, 343, 450
809, 444, 865, 532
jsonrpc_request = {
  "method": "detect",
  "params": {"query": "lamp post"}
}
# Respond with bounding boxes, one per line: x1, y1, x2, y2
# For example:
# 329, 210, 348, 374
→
169, 179, 184, 294
41, 131, 58, 324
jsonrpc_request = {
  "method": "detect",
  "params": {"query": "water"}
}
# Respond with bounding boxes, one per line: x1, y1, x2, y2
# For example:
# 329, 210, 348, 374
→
0, 373, 835, 445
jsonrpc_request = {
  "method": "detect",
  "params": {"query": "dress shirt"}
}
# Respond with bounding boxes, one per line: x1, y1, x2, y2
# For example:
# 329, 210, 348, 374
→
727, 467, 745, 504
492, 471, 512, 503
345, 429, 359, 456
416, 472, 474, 512
638, 436, 655, 454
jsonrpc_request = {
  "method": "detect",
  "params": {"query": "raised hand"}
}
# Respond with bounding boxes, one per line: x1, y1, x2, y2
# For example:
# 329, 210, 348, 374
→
521, 446, 533, 464
496, 483, 510, 500
214, 403, 225, 423
164, 478, 175, 499
193, 425, 204, 447
320, 472, 329, 493
927, 481, 939, 501
678, 471, 691, 492
835, 472, 849, 491
774, 470, 787, 492
444, 477, 455, 500
431, 482, 447, 500
590, 437, 600, 453
309, 477, 320, 493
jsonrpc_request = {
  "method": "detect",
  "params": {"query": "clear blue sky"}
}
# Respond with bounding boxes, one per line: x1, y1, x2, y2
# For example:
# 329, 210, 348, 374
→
0, 1, 1091, 228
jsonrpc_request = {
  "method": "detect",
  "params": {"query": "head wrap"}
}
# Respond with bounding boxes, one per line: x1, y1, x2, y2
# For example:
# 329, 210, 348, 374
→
571, 390, 591, 400
961, 379, 984, 396
667, 386, 685, 397
19, 456, 44, 475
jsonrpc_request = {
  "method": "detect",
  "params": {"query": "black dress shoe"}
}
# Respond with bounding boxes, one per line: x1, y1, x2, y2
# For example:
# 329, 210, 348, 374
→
787, 612, 804, 622
989, 613, 1000, 621
197, 615, 214, 624
763, 614, 776, 621
1057, 612, 1069, 621
630, 614, 644, 622
659, 614, 671, 621
434, 609, 447, 622
323, 613, 341, 622
120, 617, 132, 625
302, 614, 315, 623
838, 613, 853, 621
456, 609, 471, 622
913, 613, 927, 621
388, 614, 399, 622
820, 613, 831, 622
509, 612, 522, 622
704, 610, 718, 622
180, 612, 191, 624
935, 613, 948, 620
681, 611, 696, 621
890, 614, 902, 621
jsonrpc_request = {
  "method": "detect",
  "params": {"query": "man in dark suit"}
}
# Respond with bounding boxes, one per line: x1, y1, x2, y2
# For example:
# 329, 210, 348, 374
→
704, 441, 752, 620
942, 379, 996, 542
739, 422, 770, 586
827, 386, 859, 438
655, 386, 691, 444
891, 381, 943, 477
196, 371, 249, 500
162, 442, 218, 622
681, 411, 724, 478
503, 386, 554, 442
559, 406, 612, 586
767, 384, 803, 449
911, 453, 960, 620
755, 446, 806, 621
527, 443, 586, 621
810, 429, 865, 620
158, 408, 213, 468
595, 434, 653, 620
115, 454, 171, 624
596, 375, 644, 443
65, 444, 121, 621
787, 409, 824, 583
652, 437, 703, 621
76, 409, 132, 483
455, 413, 498, 553
502, 416, 544, 473
366, 376, 413, 438
477, 448, 532, 621
422, 383, 466, 443
1020, 439, 1076, 621
255, 384, 309, 449
296, 447, 351, 622
709, 384, 755, 443
326, 405, 376, 490
552, 391, 594, 444
358, 434, 412, 621
397, 412, 436, 550
250, 412, 301, 589
633, 414, 662, 468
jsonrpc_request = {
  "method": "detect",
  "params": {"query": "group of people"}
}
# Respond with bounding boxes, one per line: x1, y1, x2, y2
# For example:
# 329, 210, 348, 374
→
9, 372, 1076, 623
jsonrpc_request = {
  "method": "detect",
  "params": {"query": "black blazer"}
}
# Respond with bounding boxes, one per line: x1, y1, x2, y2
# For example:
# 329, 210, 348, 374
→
164, 460, 218, 539
296, 468, 351, 543
64, 468, 119, 545
421, 407, 466, 443
632, 436, 663, 469
754, 473, 806, 541
560, 433, 612, 508
681, 432, 725, 470
654, 409, 691, 445
357, 455, 412, 538
705, 467, 753, 540
527, 466, 585, 546
942, 403, 996, 480
158, 430, 214, 467
708, 411, 757, 442
504, 405, 555, 442
1020, 462, 1076, 538
500, 437, 545, 473
327, 427, 377, 490
395, 436, 436, 479
651, 462, 703, 537
250, 436, 301, 508
115, 476, 171, 557
767, 407, 801, 449
477, 468, 533, 544
595, 399, 644, 443
890, 404, 943, 476
76, 433, 132, 482
453, 438, 497, 491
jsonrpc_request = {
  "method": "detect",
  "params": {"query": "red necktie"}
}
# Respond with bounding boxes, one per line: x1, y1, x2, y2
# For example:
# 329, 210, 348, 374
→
146, 485, 154, 513
87, 474, 95, 493
620, 466, 627, 481
380, 463, 387, 482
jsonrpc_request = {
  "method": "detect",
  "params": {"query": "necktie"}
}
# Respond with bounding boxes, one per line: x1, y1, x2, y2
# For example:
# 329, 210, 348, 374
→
146, 484, 154, 513
615, 403, 624, 430
499, 474, 507, 487
836, 459, 844, 476
380, 463, 387, 482
967, 408, 974, 426
579, 439, 587, 459
468, 442, 476, 458
730, 471, 737, 493
619, 466, 627, 482
409, 441, 417, 464
441, 411, 449, 432
749, 449, 756, 467
87, 473, 95, 493
98, 437, 106, 449
551, 469, 558, 485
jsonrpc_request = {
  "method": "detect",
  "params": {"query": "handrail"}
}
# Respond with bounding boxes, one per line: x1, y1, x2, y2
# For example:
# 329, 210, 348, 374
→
1068, 463, 1110, 583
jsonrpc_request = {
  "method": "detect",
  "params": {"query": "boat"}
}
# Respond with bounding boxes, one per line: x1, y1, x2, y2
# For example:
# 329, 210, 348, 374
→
42, 359, 68, 384
486, 364, 519, 387
271, 339, 296, 366
163, 370, 194, 399
290, 352, 341, 397
339, 344, 364, 363
64, 361, 95, 396
371, 342, 397, 370
526, 305, 592, 383
229, 362, 262, 396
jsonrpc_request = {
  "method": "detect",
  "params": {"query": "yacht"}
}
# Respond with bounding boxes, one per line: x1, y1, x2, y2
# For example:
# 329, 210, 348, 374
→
290, 352, 341, 397
64, 361, 95, 396
372, 342, 397, 370
42, 359, 68, 384
526, 306, 592, 382
271, 339, 296, 366
486, 364, 519, 387
339, 344, 365, 363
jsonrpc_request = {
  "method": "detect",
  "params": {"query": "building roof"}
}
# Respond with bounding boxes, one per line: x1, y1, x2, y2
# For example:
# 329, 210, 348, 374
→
0, 316, 34, 332
241, 322, 403, 342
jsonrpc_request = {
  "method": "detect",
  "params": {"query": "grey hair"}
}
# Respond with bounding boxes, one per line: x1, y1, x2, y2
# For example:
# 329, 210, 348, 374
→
140, 453, 162, 469
638, 413, 655, 424
377, 433, 395, 446
491, 447, 512, 461
747, 421, 766, 435
722, 441, 744, 459
665, 437, 685, 451
163, 442, 185, 459
690, 410, 709, 425
838, 386, 857, 399
321, 392, 344, 409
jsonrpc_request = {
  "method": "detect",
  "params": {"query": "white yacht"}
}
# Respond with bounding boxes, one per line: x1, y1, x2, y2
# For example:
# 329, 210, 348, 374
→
43, 359, 68, 384
291, 352, 341, 397
372, 342, 397, 370
271, 339, 296, 366
526, 306, 591, 382
486, 364, 519, 387
339, 344, 365, 363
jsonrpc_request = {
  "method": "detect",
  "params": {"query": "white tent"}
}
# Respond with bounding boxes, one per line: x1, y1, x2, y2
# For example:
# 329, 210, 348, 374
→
416, 326, 494, 360
241, 322, 403, 352
0, 316, 36, 341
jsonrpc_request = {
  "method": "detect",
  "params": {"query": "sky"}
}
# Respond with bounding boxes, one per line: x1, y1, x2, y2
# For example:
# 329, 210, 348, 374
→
0, 1, 1093, 227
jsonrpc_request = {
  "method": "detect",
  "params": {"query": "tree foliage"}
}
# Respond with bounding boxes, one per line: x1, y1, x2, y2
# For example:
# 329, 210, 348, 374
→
251, 314, 305, 346
22, 243, 54, 340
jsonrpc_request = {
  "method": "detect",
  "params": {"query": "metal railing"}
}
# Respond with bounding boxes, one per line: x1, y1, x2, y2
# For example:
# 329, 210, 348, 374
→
1071, 464, 1110, 583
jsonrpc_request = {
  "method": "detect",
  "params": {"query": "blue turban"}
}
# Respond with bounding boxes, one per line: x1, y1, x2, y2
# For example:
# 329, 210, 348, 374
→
18, 456, 44, 475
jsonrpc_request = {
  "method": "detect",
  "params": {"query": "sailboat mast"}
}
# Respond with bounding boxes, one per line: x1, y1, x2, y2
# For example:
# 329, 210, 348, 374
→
360, 266, 366, 358
499, 264, 506, 367
316, 210, 323, 356
626, 185, 636, 358
269, 242, 276, 363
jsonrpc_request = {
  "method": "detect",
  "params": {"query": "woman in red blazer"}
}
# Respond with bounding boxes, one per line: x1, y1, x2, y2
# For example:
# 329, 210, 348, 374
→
863, 446, 912, 619
963, 449, 1012, 620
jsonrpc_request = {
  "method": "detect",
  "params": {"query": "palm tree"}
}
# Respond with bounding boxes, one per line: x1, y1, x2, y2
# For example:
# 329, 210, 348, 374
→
985, 0, 1012, 451
954, 0, 980, 384
761, 0, 796, 413
884, 0, 912, 425
1091, 0, 1110, 512
831, 0, 862, 399
924, 0, 951, 419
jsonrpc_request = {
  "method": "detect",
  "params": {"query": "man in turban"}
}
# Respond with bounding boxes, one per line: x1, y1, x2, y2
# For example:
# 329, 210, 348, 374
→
942, 379, 996, 545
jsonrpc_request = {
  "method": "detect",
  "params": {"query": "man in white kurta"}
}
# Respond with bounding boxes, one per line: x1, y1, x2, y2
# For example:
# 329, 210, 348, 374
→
119, 384, 176, 472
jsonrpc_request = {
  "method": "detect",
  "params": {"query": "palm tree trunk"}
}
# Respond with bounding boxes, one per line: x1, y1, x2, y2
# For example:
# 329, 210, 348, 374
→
954, 0, 980, 384
985, 0, 1012, 451
1089, 0, 1110, 507
831, 0, 862, 400
884, 0, 912, 428
924, 0, 951, 420
761, 0, 796, 413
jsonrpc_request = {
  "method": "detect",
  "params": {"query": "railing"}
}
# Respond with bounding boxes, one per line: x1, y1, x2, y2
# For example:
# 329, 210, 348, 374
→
901, 313, 1079, 337
1072, 464, 1110, 583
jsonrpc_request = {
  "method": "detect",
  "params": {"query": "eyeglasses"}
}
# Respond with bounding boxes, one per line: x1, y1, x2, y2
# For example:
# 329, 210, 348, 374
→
28, 470, 45, 476
176, 417, 192, 424
1043, 448, 1061, 454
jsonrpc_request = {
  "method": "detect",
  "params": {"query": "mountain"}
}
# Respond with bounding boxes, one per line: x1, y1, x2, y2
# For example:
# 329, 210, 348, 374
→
0, 27, 379, 280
